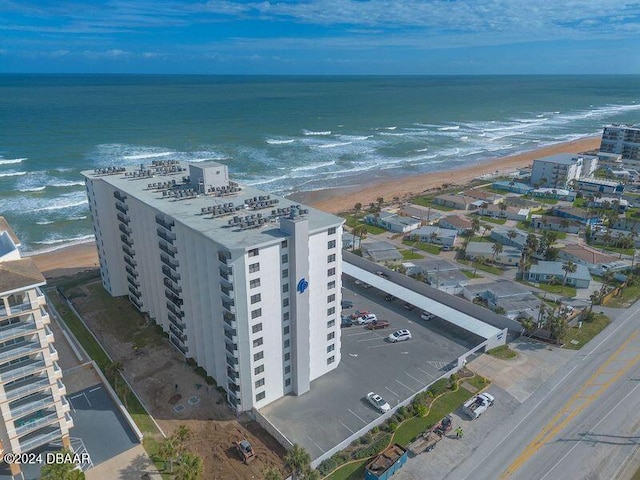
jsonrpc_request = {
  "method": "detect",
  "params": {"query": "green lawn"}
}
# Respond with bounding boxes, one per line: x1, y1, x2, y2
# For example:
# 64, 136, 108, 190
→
328, 460, 367, 480
534, 197, 559, 205
342, 215, 387, 235
481, 217, 508, 225
399, 249, 425, 260
409, 196, 455, 211
402, 239, 441, 255
607, 283, 640, 308
458, 259, 504, 275
486, 345, 517, 359
562, 313, 611, 350
461, 270, 483, 279
597, 244, 634, 256
519, 280, 577, 298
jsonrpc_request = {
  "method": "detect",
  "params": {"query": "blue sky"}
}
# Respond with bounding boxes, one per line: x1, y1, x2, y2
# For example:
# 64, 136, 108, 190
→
1, 0, 640, 74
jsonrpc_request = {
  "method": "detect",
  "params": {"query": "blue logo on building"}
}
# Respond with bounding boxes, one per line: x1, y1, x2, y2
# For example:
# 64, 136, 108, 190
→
297, 278, 309, 294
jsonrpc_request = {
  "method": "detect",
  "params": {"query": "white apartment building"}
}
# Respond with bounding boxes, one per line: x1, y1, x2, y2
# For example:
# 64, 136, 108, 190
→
82, 161, 344, 412
600, 124, 640, 170
0, 218, 72, 477
530, 153, 598, 189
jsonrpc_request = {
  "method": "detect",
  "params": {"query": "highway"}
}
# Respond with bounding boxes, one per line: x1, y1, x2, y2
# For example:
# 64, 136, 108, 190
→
448, 300, 640, 480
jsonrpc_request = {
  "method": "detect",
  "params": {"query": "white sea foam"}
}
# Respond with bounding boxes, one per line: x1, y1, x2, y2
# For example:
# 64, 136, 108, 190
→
438, 125, 460, 131
302, 130, 331, 136
19, 186, 46, 192
0, 171, 27, 178
0, 158, 26, 165
25, 234, 96, 255
35, 220, 54, 225
315, 142, 352, 149
49, 180, 85, 188
123, 151, 173, 160
266, 139, 295, 145
32, 199, 88, 212
67, 215, 88, 221
385, 126, 397, 130
290, 161, 336, 173
34, 234, 95, 246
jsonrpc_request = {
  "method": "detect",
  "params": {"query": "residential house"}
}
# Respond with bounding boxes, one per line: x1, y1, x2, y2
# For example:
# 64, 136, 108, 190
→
490, 228, 529, 249
503, 196, 542, 210
612, 217, 640, 234
531, 188, 577, 202
363, 212, 421, 233
432, 194, 480, 211
525, 261, 592, 288
408, 226, 458, 250
464, 242, 521, 266
478, 203, 529, 222
557, 243, 631, 275
463, 280, 539, 319
361, 241, 404, 262
590, 229, 640, 249
575, 177, 624, 195
587, 197, 629, 211
342, 232, 361, 251
462, 189, 505, 205
491, 181, 534, 195
405, 259, 468, 294
530, 215, 581, 234
397, 204, 442, 225
551, 206, 601, 226
439, 215, 474, 235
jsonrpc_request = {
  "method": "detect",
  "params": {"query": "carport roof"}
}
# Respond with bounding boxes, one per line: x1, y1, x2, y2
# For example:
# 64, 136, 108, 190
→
343, 252, 504, 340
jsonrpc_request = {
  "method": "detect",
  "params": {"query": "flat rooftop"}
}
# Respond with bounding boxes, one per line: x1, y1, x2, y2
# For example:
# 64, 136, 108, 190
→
0, 258, 45, 294
82, 161, 343, 250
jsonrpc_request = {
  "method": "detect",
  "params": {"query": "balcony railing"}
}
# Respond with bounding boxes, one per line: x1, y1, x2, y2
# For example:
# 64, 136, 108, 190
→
116, 213, 130, 225
9, 394, 55, 420
125, 266, 138, 278
169, 324, 187, 342
127, 276, 140, 288
115, 202, 129, 215
122, 245, 135, 258
159, 243, 177, 258
5, 377, 51, 402
18, 428, 61, 453
165, 291, 183, 307
157, 228, 176, 244
12, 411, 60, 438
155, 216, 174, 230
123, 256, 137, 269
170, 336, 188, 354
120, 234, 134, 248
113, 191, 127, 202
0, 359, 47, 384
160, 254, 179, 271
5, 299, 36, 316
119, 223, 132, 236
128, 286, 141, 299
0, 321, 37, 343
167, 313, 185, 330
166, 303, 184, 319
162, 266, 180, 283
221, 300, 235, 313
223, 312, 236, 328
130, 295, 143, 310
163, 279, 182, 295
0, 341, 44, 363
218, 251, 231, 265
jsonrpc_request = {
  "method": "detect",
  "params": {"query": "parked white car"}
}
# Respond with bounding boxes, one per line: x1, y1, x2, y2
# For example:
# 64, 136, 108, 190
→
421, 311, 436, 321
366, 392, 391, 413
354, 314, 377, 325
388, 329, 412, 342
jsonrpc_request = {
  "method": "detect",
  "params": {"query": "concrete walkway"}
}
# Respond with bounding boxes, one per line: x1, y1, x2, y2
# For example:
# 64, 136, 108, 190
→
86, 444, 162, 480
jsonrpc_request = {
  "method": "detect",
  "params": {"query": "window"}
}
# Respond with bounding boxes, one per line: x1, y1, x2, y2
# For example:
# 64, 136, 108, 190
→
251, 308, 262, 319
328, 267, 336, 277
327, 344, 335, 353
328, 254, 336, 263
282, 254, 289, 264
254, 351, 264, 361
252, 323, 262, 334
327, 356, 335, 365
283, 312, 290, 321
250, 278, 261, 289
327, 319, 335, 328
249, 263, 260, 273
253, 337, 263, 348
284, 365, 291, 374
282, 269, 289, 278
250, 293, 261, 304
254, 365, 264, 375
255, 378, 265, 388
285, 378, 291, 387
283, 298, 289, 308
328, 227, 336, 235
283, 326, 290, 335
327, 294, 335, 303
282, 284, 289, 293
327, 307, 335, 316
284, 339, 290, 348
256, 392, 266, 402
327, 332, 335, 341
328, 240, 336, 249
328, 280, 335, 290
248, 248, 259, 257
281, 240, 288, 248
284, 352, 290, 361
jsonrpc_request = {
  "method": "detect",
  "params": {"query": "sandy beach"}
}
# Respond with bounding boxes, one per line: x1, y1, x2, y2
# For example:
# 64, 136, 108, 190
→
30, 136, 601, 277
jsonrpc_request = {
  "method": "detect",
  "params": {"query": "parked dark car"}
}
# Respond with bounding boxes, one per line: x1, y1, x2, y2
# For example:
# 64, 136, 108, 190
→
341, 300, 354, 309
375, 271, 390, 279
403, 303, 415, 311
341, 316, 353, 328
385, 294, 397, 302
365, 320, 390, 330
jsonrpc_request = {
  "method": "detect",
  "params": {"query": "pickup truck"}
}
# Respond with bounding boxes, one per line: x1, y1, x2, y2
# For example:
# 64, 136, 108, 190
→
462, 392, 495, 419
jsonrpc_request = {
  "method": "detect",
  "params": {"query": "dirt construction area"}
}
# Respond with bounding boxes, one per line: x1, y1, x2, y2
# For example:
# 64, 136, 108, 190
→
58, 275, 286, 479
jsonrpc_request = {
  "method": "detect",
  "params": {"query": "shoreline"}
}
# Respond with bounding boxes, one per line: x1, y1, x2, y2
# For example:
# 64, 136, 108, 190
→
31, 135, 601, 277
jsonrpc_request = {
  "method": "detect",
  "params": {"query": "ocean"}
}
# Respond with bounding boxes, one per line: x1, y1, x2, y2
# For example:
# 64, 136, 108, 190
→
1, 74, 639, 254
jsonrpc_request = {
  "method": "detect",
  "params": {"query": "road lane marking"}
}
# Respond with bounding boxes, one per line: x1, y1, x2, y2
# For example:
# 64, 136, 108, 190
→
539, 380, 640, 480
348, 409, 366, 424
339, 421, 354, 434
501, 331, 640, 479
395, 379, 413, 391
406, 373, 426, 385
585, 304, 640, 359
385, 386, 400, 397
459, 364, 579, 480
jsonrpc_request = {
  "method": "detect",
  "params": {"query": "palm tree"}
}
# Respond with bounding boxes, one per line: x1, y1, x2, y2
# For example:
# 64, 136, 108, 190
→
481, 224, 493, 241
561, 260, 577, 285
352, 225, 367, 251
549, 315, 567, 344
263, 467, 283, 480
498, 202, 508, 218
353, 202, 362, 219
471, 217, 480, 236
507, 229, 517, 245
105, 361, 123, 389
377, 197, 384, 207
41, 450, 85, 480
560, 219, 569, 231
429, 232, 438, 245
284, 444, 312, 480
173, 425, 192, 455
473, 257, 486, 277
175, 452, 203, 480
159, 436, 179, 473
491, 242, 503, 263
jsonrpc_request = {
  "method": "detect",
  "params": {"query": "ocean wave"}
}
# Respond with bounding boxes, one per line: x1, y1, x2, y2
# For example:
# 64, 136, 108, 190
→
67, 215, 88, 221
34, 234, 95, 246
385, 126, 397, 130
438, 125, 460, 131
19, 186, 46, 192
25, 234, 95, 256
290, 161, 336, 173
315, 142, 353, 149
49, 180, 85, 188
0, 171, 27, 178
302, 130, 331, 136
35, 220, 54, 225
123, 151, 173, 160
0, 158, 26, 165
32, 199, 88, 212
266, 139, 295, 145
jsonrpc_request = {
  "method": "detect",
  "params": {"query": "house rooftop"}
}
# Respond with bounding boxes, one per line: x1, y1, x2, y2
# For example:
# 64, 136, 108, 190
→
440, 215, 473, 229
410, 258, 460, 272
529, 261, 592, 282
467, 279, 533, 298
412, 226, 457, 238
535, 153, 580, 165
0, 258, 46, 294
561, 243, 620, 265
0, 217, 20, 246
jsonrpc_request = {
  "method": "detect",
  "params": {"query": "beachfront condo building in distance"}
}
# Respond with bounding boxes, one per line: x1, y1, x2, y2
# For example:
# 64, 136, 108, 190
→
0, 217, 72, 477
530, 153, 598, 189
82, 161, 344, 412
599, 124, 640, 170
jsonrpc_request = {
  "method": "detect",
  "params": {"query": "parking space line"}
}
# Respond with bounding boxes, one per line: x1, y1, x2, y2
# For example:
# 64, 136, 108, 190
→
366, 344, 391, 349
417, 367, 435, 378
89, 386, 101, 393
348, 409, 367, 424
357, 337, 382, 343
305, 435, 326, 454
395, 379, 413, 391
385, 386, 400, 397
406, 373, 426, 385
339, 421, 355, 433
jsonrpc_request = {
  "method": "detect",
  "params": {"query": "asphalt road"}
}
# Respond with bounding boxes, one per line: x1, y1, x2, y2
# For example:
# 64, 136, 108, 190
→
446, 301, 640, 480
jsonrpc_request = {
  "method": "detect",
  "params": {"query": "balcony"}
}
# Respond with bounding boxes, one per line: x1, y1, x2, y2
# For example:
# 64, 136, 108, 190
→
127, 276, 140, 289
220, 286, 234, 299
18, 427, 62, 453
165, 292, 183, 309
0, 359, 47, 384
5, 299, 36, 316
160, 254, 179, 271
167, 313, 185, 330
157, 228, 176, 244
115, 202, 129, 215
122, 245, 135, 259
123, 256, 137, 269
119, 223, 132, 236
163, 279, 182, 295
56, 379, 66, 397
128, 286, 141, 299
169, 324, 187, 342
9, 393, 56, 420
159, 242, 177, 258
120, 234, 134, 248
223, 312, 236, 328
113, 191, 127, 202
170, 336, 188, 354
162, 266, 180, 283
35, 288, 46, 306
155, 216, 174, 230
130, 296, 143, 310
44, 325, 54, 343
0, 341, 45, 364
48, 344, 58, 363
224, 327, 237, 343
166, 303, 184, 319
0, 321, 37, 343
125, 266, 138, 278
11, 410, 60, 438
227, 367, 238, 380
4, 377, 52, 402
39, 308, 49, 325
117, 212, 130, 225
219, 268, 233, 282
221, 300, 235, 313
226, 355, 239, 371
225, 340, 237, 354
218, 251, 231, 265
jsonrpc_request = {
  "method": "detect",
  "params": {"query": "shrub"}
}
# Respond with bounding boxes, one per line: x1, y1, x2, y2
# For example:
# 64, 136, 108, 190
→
386, 422, 398, 433
415, 404, 428, 417
428, 378, 449, 397
371, 426, 379, 435
317, 458, 338, 475
397, 406, 408, 420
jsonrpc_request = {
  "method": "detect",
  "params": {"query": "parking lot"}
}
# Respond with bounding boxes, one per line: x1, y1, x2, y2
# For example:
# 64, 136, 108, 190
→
261, 277, 486, 459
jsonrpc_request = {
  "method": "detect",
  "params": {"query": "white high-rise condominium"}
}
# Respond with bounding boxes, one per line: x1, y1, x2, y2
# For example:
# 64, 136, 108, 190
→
0, 217, 72, 477
600, 124, 640, 170
82, 161, 344, 412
